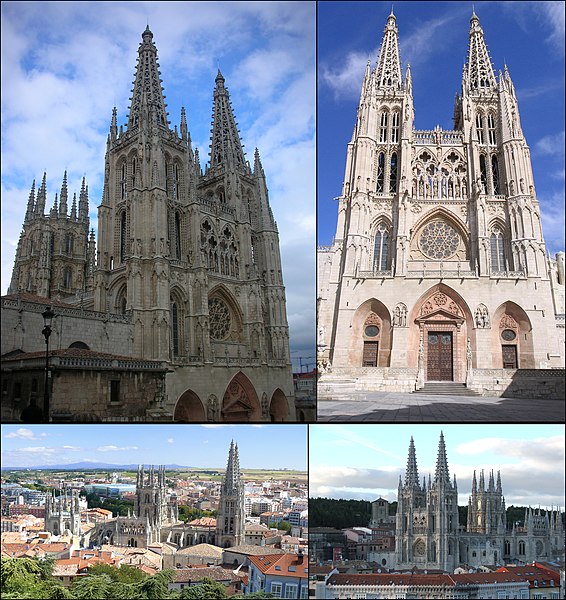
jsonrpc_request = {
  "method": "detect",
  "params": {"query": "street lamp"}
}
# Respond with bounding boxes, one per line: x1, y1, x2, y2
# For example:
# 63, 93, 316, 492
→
42, 306, 55, 422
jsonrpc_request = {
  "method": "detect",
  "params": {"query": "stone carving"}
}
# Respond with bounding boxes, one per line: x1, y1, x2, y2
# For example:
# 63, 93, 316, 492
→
393, 303, 408, 327
421, 301, 434, 315
475, 303, 490, 328
500, 314, 518, 330
433, 292, 447, 306
206, 395, 218, 421
261, 392, 269, 418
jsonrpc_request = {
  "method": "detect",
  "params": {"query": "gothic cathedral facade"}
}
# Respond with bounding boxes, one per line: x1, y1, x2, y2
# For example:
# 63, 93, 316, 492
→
317, 10, 565, 394
394, 433, 563, 571
5, 27, 294, 421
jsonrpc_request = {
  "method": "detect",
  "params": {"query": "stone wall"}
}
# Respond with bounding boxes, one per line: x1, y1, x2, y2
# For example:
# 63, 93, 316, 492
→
469, 368, 565, 400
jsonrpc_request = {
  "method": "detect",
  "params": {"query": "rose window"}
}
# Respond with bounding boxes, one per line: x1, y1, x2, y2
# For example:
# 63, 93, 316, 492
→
419, 221, 461, 260
415, 539, 426, 556
208, 298, 231, 340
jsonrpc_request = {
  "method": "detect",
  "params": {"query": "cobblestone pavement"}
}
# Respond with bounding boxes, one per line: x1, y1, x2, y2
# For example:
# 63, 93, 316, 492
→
317, 391, 566, 422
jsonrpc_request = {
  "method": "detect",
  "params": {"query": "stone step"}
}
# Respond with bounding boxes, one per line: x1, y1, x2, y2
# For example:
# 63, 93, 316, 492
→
413, 383, 480, 397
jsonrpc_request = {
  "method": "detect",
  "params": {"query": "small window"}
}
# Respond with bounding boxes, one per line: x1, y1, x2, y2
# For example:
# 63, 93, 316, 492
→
365, 326, 379, 337
476, 114, 484, 144
376, 152, 385, 192
379, 112, 388, 143
110, 380, 120, 403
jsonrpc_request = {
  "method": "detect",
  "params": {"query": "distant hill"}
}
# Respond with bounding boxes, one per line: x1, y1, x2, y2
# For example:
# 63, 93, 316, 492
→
1, 462, 191, 471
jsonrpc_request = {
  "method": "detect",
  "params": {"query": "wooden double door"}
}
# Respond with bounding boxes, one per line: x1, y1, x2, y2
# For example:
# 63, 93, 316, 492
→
427, 331, 453, 381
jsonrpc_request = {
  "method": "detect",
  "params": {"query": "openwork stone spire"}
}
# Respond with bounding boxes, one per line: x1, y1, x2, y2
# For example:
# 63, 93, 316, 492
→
404, 436, 420, 488
434, 431, 450, 484
375, 10, 402, 90
223, 439, 242, 493
128, 26, 169, 130
465, 10, 496, 91
209, 70, 247, 169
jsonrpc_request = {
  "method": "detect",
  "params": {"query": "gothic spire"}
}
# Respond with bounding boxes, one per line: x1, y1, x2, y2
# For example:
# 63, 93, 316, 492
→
223, 439, 242, 493
496, 470, 502, 494
375, 9, 402, 90
78, 177, 89, 221
472, 470, 477, 493
465, 10, 496, 92
127, 26, 169, 130
59, 171, 68, 216
404, 436, 420, 488
25, 179, 36, 222
209, 70, 247, 170
35, 172, 47, 216
434, 431, 450, 484
71, 192, 77, 220
110, 106, 118, 140
180, 106, 188, 142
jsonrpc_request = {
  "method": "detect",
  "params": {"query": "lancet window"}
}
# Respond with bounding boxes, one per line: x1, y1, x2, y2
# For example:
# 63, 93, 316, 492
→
373, 223, 390, 271
491, 155, 500, 195
119, 212, 127, 263
389, 153, 398, 193
63, 267, 72, 289
65, 233, 74, 255
379, 112, 388, 143
174, 212, 182, 259
171, 301, 179, 356
479, 155, 488, 193
490, 228, 506, 272
390, 111, 400, 143
376, 152, 385, 192
476, 114, 484, 144
120, 162, 127, 199
487, 114, 496, 145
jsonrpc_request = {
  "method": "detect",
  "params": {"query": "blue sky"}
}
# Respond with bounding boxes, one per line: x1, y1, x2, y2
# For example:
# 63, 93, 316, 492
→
310, 425, 566, 509
1, 424, 308, 470
0, 1, 315, 371
318, 1, 565, 256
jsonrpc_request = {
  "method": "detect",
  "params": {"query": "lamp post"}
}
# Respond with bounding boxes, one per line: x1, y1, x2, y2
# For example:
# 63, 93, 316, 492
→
42, 306, 55, 422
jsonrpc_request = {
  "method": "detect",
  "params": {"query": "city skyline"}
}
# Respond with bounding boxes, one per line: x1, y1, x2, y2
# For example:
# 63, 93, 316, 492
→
309, 425, 566, 510
318, 1, 565, 257
1, 424, 308, 471
0, 1, 316, 369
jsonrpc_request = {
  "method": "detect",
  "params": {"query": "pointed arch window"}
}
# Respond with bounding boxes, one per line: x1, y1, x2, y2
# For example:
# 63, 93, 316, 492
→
131, 157, 136, 188
373, 224, 390, 271
121, 163, 127, 199
390, 111, 400, 143
171, 301, 179, 356
174, 212, 182, 259
379, 112, 388, 143
487, 114, 497, 145
65, 234, 73, 255
63, 267, 72, 289
491, 155, 500, 195
476, 114, 484, 144
490, 229, 506, 272
479, 154, 488, 193
376, 152, 385, 192
389, 152, 398, 193
173, 164, 179, 200
120, 213, 127, 263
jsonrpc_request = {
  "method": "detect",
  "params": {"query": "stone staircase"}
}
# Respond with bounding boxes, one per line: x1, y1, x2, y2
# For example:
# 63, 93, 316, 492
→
413, 382, 481, 397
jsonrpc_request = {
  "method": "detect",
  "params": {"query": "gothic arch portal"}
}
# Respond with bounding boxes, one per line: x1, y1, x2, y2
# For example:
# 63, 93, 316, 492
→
351, 298, 392, 367
491, 301, 534, 368
174, 389, 205, 422
222, 372, 261, 422
409, 284, 474, 382
269, 388, 289, 422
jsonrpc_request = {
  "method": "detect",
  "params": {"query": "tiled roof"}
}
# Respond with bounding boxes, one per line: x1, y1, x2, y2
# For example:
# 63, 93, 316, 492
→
1, 348, 143, 362
172, 566, 238, 584
224, 544, 285, 556
2, 292, 78, 309
188, 517, 216, 527
249, 553, 308, 579
176, 543, 223, 557
497, 566, 559, 586
327, 573, 455, 587
452, 572, 525, 584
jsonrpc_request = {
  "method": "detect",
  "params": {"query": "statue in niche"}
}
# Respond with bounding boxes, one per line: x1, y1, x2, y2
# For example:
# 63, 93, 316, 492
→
206, 395, 218, 422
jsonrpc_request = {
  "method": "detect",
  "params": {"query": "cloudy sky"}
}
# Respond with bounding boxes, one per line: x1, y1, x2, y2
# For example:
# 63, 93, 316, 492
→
318, 1, 565, 257
310, 425, 566, 510
1, 1, 315, 370
1, 424, 308, 470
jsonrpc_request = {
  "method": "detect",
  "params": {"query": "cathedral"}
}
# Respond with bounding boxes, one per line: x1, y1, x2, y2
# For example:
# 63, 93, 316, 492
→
317, 10, 565, 396
390, 433, 564, 571
90, 440, 244, 550
2, 26, 295, 422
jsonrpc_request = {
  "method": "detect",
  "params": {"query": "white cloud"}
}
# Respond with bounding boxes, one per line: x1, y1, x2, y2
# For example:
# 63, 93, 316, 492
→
96, 445, 138, 452
167, 438, 174, 444
62, 445, 81, 451
18, 446, 57, 454
4, 428, 37, 439
535, 131, 565, 155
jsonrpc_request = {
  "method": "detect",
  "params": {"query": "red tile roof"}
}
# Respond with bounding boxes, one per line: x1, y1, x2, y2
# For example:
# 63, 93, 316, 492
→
497, 565, 560, 586
327, 574, 455, 587
249, 554, 308, 579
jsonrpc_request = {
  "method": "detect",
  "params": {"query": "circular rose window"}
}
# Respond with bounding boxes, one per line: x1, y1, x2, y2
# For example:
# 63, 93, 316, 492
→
419, 220, 461, 260
208, 298, 231, 340
415, 539, 426, 556
501, 329, 516, 341
365, 325, 379, 337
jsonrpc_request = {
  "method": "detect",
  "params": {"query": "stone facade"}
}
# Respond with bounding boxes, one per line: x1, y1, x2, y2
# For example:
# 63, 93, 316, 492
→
44, 488, 81, 537
317, 9, 565, 396
4, 26, 295, 421
216, 440, 246, 548
391, 434, 564, 571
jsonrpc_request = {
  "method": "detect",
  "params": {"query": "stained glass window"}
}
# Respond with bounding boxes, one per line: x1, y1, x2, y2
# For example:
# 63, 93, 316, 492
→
209, 298, 231, 340
419, 221, 460, 260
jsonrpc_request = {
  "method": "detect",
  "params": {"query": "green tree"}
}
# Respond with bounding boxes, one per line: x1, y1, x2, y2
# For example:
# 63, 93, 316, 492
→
136, 569, 175, 600
179, 578, 228, 599
71, 574, 114, 599
277, 520, 292, 532
88, 563, 147, 584
1, 556, 54, 600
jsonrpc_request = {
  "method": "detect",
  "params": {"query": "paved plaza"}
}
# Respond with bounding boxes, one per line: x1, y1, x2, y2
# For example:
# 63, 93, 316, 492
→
317, 391, 566, 422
